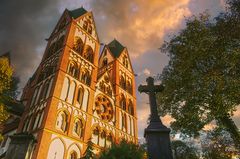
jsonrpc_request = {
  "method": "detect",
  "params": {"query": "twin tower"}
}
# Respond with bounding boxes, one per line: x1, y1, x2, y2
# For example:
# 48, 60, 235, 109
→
5, 7, 138, 159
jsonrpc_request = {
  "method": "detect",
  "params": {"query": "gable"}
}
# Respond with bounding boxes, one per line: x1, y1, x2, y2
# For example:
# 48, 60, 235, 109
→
50, 9, 71, 38
74, 12, 99, 42
98, 46, 114, 68
119, 49, 134, 72
96, 72, 114, 97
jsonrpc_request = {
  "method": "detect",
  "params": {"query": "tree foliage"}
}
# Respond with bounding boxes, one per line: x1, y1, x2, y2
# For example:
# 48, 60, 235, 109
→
81, 140, 96, 159
158, 0, 240, 149
202, 128, 239, 159
171, 140, 199, 159
98, 140, 145, 159
0, 57, 13, 124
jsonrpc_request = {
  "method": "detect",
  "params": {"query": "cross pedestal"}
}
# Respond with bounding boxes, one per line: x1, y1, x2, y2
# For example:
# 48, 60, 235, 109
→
138, 77, 173, 159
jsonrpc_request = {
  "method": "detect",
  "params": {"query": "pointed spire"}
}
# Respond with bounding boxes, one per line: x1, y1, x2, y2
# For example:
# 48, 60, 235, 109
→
107, 39, 125, 58
68, 7, 87, 19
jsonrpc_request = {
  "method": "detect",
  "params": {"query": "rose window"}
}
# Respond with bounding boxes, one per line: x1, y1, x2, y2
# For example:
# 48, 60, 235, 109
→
95, 95, 113, 121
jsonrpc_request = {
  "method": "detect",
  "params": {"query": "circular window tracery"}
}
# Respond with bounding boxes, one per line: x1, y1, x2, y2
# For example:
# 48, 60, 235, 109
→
95, 95, 113, 121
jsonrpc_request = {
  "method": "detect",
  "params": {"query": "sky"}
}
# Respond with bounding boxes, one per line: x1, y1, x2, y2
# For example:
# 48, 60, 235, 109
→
0, 0, 239, 139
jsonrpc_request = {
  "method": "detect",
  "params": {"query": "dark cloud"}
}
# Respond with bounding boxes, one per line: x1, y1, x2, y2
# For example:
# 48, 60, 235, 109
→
0, 0, 60, 89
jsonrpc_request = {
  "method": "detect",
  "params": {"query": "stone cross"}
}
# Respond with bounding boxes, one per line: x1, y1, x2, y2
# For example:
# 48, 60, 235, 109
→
138, 76, 164, 123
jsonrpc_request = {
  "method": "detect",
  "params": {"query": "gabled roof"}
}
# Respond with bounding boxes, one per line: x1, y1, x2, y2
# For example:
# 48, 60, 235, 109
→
107, 39, 125, 58
67, 7, 87, 19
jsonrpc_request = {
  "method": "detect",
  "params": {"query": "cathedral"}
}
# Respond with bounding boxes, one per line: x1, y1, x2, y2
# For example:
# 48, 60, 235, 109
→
0, 7, 138, 159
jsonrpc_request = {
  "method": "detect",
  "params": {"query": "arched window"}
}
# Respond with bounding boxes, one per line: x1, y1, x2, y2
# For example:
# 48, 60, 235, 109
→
126, 80, 133, 94
68, 62, 79, 79
69, 151, 77, 159
103, 58, 108, 67
55, 35, 65, 52
58, 18, 67, 31
30, 87, 39, 107
76, 86, 84, 107
120, 75, 126, 89
120, 95, 126, 110
83, 46, 94, 63
39, 81, 50, 102
56, 111, 68, 131
22, 118, 30, 132
81, 69, 91, 86
123, 55, 128, 68
73, 37, 84, 54
88, 25, 92, 34
122, 113, 127, 132
100, 130, 107, 147
83, 20, 92, 35
73, 118, 84, 137
92, 126, 100, 145
83, 21, 88, 30
106, 133, 113, 147
128, 100, 134, 116
46, 42, 56, 59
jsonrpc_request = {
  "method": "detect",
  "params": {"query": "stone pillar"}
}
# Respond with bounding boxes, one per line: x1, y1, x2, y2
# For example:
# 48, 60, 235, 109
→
144, 121, 173, 159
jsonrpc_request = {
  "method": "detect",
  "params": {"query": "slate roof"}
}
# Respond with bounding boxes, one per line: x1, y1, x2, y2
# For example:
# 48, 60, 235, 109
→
107, 39, 125, 58
68, 7, 87, 19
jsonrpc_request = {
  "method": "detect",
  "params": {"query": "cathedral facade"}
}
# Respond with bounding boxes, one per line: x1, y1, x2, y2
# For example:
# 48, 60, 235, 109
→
2, 7, 138, 159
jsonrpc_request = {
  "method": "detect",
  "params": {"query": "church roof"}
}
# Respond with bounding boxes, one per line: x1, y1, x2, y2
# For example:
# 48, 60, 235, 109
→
107, 39, 125, 58
68, 7, 87, 19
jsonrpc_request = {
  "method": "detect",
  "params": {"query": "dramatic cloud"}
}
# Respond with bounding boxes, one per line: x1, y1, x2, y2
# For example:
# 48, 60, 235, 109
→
1, 0, 238, 139
0, 0, 60, 89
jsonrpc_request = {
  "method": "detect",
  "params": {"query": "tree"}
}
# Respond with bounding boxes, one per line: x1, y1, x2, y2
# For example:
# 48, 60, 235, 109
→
81, 140, 96, 159
98, 140, 145, 159
158, 0, 240, 149
171, 140, 199, 159
202, 128, 239, 159
0, 56, 13, 125
0, 54, 20, 140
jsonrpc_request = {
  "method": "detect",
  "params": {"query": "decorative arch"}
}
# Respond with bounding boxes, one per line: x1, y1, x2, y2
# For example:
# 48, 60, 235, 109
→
30, 86, 39, 107
55, 35, 65, 52
120, 94, 126, 110
126, 79, 133, 94
67, 81, 76, 104
99, 129, 107, 147
106, 131, 114, 147
122, 112, 127, 132
67, 143, 81, 159
76, 85, 84, 108
60, 77, 70, 101
120, 75, 126, 89
56, 110, 68, 132
83, 45, 94, 63
91, 125, 101, 145
47, 138, 65, 159
73, 37, 84, 54
82, 89, 89, 111
72, 117, 84, 138
80, 69, 91, 86
68, 61, 79, 79
128, 100, 134, 116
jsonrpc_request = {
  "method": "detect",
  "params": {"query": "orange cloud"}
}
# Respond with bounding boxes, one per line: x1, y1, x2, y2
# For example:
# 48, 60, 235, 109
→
88, 0, 192, 58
